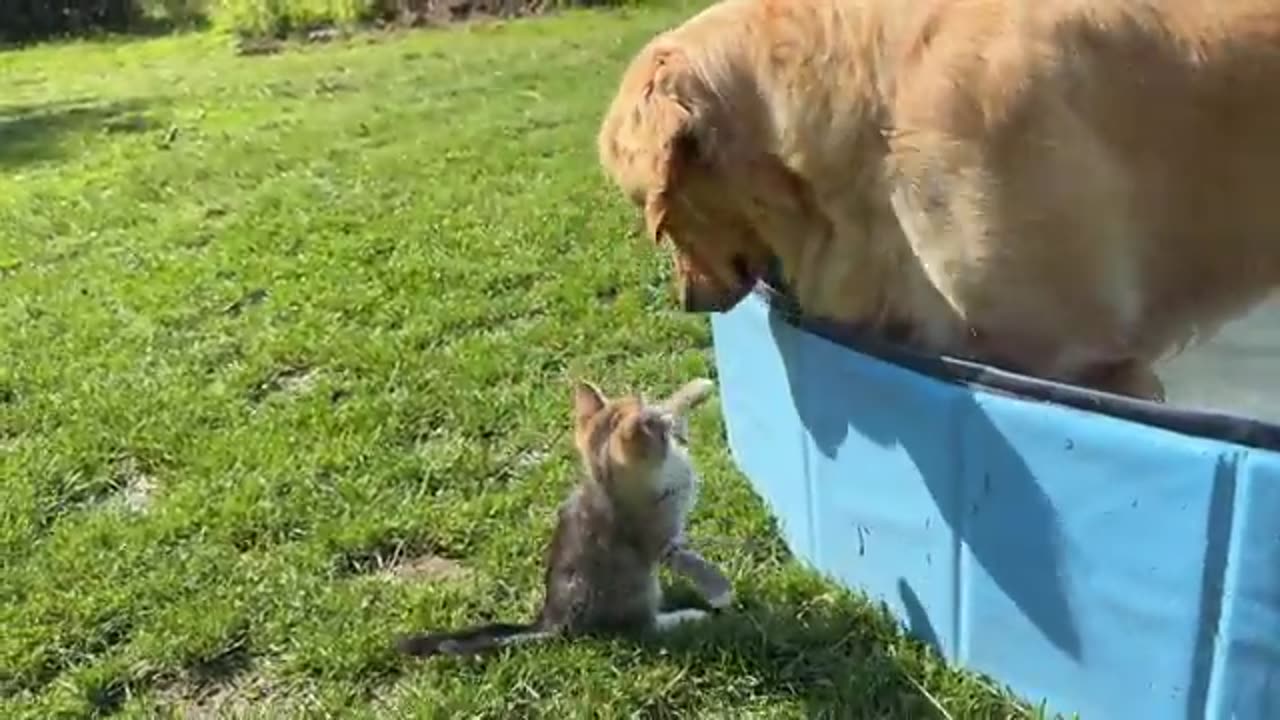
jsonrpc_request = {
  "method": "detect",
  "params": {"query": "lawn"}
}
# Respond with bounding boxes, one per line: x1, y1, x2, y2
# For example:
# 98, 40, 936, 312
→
0, 2, 1041, 717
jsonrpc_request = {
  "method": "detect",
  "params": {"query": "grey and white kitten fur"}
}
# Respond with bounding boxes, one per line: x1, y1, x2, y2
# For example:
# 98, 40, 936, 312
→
395, 377, 732, 657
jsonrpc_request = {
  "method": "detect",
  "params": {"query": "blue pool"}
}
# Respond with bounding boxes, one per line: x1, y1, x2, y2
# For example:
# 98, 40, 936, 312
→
710, 284, 1280, 720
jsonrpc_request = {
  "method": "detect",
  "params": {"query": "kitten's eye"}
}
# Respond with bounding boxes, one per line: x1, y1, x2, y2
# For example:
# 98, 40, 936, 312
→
641, 414, 669, 439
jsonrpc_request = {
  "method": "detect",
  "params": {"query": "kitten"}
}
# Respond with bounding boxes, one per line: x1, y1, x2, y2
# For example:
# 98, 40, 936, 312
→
394, 377, 733, 657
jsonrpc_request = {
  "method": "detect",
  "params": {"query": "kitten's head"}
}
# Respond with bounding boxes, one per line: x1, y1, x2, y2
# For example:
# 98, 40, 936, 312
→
570, 378, 715, 503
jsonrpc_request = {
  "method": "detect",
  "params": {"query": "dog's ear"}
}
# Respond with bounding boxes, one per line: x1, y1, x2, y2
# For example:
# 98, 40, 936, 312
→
642, 52, 709, 245
644, 186, 672, 245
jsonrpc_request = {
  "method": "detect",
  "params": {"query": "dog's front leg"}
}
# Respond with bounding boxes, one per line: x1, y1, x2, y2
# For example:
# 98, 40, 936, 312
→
1084, 360, 1167, 402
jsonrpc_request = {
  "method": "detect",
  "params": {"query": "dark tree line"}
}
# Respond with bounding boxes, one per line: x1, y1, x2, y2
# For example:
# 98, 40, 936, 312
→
0, 0, 151, 42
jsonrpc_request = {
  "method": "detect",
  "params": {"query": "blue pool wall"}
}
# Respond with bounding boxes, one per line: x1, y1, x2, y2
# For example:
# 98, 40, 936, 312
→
709, 289, 1280, 720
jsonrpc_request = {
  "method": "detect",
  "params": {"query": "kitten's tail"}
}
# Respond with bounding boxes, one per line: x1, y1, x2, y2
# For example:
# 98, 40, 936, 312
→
394, 622, 557, 657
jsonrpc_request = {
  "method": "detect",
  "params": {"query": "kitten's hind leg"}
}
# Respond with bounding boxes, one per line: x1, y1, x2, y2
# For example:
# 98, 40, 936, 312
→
654, 608, 710, 632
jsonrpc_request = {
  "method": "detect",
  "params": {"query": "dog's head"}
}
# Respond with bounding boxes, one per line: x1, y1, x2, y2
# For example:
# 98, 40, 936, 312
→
597, 43, 773, 313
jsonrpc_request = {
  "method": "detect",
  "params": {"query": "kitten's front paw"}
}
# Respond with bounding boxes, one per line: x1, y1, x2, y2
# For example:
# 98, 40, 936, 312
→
670, 378, 716, 410
655, 608, 710, 631
684, 377, 715, 397
706, 588, 734, 611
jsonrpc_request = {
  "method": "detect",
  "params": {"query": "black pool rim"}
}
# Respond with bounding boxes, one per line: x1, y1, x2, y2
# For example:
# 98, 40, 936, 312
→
750, 279, 1280, 454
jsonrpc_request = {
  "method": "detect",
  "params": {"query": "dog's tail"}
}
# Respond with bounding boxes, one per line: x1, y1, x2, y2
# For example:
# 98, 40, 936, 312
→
394, 622, 557, 658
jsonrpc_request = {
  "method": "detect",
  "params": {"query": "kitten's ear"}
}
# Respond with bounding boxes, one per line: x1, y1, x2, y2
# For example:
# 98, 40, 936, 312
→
639, 411, 671, 439
572, 381, 607, 428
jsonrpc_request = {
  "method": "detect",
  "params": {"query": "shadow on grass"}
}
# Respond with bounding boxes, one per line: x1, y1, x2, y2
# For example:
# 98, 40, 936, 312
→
635, 582, 996, 718
86, 627, 256, 716
0, 97, 162, 169
390, 596, 979, 717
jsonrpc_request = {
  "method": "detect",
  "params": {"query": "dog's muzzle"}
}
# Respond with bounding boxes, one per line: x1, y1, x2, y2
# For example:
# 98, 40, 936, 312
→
680, 281, 740, 313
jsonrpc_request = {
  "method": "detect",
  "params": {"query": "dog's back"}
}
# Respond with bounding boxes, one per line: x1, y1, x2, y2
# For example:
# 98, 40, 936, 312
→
886, 0, 1280, 368
598, 0, 1280, 397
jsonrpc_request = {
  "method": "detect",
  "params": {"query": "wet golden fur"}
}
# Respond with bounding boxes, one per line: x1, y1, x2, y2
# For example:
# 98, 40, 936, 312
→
598, 0, 1280, 399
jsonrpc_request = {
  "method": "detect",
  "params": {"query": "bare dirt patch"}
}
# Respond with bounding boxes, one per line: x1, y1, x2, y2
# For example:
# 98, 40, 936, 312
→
117, 458, 156, 514
248, 364, 319, 403
383, 553, 471, 583
334, 536, 473, 583
153, 640, 316, 719
156, 672, 311, 719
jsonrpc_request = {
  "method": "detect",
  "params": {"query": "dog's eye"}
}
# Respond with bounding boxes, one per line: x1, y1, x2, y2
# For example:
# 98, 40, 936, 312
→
674, 128, 701, 163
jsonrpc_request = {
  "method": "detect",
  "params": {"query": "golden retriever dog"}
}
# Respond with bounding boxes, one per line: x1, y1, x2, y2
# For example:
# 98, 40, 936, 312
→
597, 0, 1280, 400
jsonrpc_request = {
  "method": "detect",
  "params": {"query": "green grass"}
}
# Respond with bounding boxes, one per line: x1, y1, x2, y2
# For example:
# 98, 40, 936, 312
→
1, 4, 1045, 717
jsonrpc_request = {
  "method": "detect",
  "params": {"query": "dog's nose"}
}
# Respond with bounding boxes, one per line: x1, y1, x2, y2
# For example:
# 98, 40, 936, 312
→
680, 282, 697, 312
681, 281, 739, 314
681, 282, 713, 313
